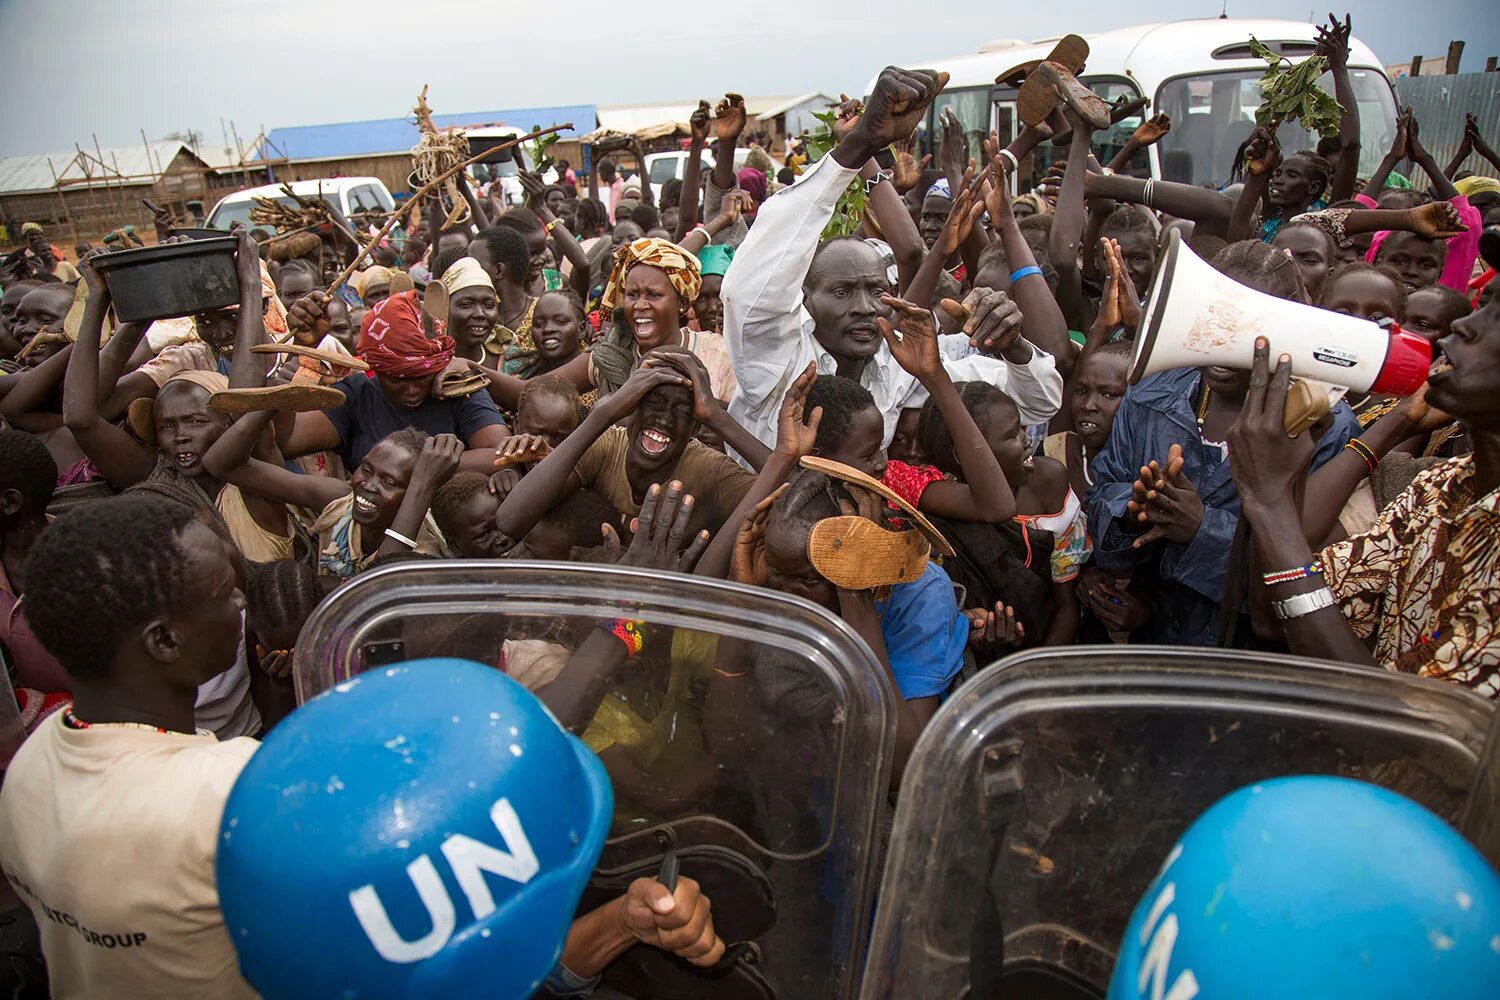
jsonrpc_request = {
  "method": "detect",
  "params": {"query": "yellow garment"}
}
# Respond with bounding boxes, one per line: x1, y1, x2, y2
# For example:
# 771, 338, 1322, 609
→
1454, 176, 1500, 199
600, 238, 702, 313
215, 484, 294, 563
583, 629, 719, 765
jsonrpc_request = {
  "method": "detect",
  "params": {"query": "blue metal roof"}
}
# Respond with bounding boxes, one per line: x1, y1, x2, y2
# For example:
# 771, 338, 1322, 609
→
257, 104, 597, 162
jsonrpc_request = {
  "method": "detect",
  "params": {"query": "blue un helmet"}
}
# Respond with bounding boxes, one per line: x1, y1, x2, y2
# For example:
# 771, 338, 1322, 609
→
216, 658, 612, 999
1107, 775, 1500, 999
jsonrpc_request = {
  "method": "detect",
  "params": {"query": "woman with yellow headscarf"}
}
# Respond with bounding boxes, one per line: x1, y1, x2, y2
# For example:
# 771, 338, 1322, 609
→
470, 237, 738, 412
537, 237, 737, 400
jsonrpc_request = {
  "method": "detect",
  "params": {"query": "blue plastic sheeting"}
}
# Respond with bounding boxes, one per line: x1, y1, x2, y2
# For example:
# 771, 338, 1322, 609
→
257, 105, 597, 162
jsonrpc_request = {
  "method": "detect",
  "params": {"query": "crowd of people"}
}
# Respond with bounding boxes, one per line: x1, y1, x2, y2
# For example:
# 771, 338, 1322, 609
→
0, 13, 1498, 996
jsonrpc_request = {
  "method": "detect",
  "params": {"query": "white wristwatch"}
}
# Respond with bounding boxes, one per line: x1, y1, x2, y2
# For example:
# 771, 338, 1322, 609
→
1271, 588, 1336, 621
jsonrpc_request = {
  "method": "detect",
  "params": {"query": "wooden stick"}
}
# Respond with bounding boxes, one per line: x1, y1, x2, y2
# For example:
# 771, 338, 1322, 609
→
325, 122, 573, 294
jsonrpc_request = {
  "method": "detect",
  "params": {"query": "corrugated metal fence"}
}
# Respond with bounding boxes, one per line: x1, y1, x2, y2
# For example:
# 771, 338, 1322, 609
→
1391, 72, 1500, 187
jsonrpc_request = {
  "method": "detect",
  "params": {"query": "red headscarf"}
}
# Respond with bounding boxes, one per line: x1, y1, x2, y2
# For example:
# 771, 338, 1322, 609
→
357, 291, 454, 378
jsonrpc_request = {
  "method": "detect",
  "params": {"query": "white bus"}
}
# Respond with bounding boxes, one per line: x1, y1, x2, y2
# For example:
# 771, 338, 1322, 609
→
872, 18, 1399, 193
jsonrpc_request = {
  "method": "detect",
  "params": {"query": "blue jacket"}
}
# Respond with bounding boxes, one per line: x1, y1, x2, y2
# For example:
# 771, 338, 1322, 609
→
1085, 367, 1359, 647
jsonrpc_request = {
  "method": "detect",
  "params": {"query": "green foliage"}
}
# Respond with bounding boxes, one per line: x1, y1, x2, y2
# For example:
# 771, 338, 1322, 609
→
528, 125, 561, 172
1249, 37, 1344, 139
803, 109, 869, 240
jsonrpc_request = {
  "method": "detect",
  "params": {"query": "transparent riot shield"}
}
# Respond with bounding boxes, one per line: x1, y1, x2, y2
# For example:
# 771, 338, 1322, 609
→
294, 560, 895, 999
860, 647, 1496, 1000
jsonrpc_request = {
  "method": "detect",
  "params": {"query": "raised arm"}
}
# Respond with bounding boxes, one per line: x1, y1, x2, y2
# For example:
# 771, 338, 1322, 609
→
644, 348, 771, 471
723, 68, 948, 357
710, 93, 747, 195
1317, 15, 1361, 202
1298, 391, 1439, 547
0, 342, 72, 429
1405, 111, 1459, 202
676, 192, 747, 256
695, 365, 819, 579
495, 366, 689, 539
1228, 339, 1376, 666
1465, 113, 1500, 175
522, 171, 591, 298
1085, 172, 1233, 234
674, 102, 711, 244
203, 408, 346, 512
61, 263, 156, 487
1361, 108, 1409, 202
1228, 127, 1279, 242
627, 138, 655, 209
1048, 109, 1099, 332
375, 434, 462, 558
983, 145, 1073, 370
881, 295, 1016, 522
1107, 113, 1171, 173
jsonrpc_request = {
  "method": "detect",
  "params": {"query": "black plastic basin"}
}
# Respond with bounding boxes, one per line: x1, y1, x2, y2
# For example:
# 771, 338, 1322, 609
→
168, 227, 227, 240
92, 237, 241, 323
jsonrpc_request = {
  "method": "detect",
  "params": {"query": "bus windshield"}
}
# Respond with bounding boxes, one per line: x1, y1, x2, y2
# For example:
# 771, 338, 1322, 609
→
1154, 66, 1397, 189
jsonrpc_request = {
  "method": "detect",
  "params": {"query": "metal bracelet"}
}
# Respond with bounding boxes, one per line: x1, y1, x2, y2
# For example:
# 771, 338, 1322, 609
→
1271, 587, 1336, 621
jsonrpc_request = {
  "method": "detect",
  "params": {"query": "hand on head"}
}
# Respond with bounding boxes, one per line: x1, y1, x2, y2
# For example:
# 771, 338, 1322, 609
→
774, 363, 823, 461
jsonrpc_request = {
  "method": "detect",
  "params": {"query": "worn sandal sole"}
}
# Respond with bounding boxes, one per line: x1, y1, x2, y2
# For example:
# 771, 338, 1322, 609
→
209, 383, 346, 413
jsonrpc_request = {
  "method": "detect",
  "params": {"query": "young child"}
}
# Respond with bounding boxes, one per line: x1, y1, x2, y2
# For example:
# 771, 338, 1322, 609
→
0, 495, 258, 997
1401, 285, 1472, 343
1372, 230, 1446, 295
1043, 341, 1132, 497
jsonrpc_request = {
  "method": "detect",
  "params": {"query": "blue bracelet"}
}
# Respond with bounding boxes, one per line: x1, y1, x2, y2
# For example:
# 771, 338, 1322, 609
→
1010, 265, 1043, 283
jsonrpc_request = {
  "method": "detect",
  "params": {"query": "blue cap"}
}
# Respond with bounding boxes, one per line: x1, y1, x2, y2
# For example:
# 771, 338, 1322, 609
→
217, 658, 612, 999
1107, 775, 1500, 999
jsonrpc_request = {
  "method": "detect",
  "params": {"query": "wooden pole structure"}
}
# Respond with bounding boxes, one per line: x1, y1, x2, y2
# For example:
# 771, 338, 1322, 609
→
1445, 41, 1464, 75
230, 121, 250, 188
45, 156, 79, 243
325, 122, 572, 294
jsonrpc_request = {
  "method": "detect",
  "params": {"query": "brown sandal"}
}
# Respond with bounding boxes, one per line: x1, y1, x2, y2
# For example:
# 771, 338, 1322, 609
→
996, 32, 1089, 90
809, 516, 932, 591
1021, 60, 1111, 130
209, 383, 347, 414
799, 455, 955, 557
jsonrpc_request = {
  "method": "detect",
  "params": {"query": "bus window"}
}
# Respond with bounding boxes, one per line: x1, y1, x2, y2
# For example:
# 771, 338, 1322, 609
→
1155, 67, 1396, 189
929, 89, 992, 172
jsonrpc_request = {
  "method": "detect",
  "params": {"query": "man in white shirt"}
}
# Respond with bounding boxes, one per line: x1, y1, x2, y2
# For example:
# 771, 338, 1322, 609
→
722, 67, 1064, 454
0, 495, 258, 998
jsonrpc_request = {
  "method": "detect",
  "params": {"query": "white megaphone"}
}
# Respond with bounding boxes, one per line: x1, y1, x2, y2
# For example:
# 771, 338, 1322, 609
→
1131, 231, 1432, 397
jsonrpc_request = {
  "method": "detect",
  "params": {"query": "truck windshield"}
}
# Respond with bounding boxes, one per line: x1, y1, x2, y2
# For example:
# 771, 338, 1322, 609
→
1154, 66, 1397, 189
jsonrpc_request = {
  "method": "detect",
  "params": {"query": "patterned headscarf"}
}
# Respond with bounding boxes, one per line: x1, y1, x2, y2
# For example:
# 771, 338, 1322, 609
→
358, 290, 454, 378
600, 237, 702, 312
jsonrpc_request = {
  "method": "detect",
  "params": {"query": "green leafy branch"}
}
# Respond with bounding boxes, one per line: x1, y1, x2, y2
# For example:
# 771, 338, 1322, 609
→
1249, 37, 1343, 139
803, 109, 869, 240
528, 124, 561, 172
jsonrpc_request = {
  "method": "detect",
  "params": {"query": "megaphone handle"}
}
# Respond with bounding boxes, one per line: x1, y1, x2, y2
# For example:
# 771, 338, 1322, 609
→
656, 845, 679, 893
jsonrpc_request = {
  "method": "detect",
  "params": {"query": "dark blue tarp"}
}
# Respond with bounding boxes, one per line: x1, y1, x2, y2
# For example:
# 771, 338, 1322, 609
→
257, 105, 597, 162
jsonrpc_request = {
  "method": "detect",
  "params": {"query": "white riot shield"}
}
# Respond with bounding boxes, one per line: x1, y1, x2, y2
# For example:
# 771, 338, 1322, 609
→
860, 647, 1495, 1000
294, 560, 896, 999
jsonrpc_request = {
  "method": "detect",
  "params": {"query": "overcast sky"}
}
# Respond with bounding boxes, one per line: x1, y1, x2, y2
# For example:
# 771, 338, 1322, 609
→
1, 0, 1494, 157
